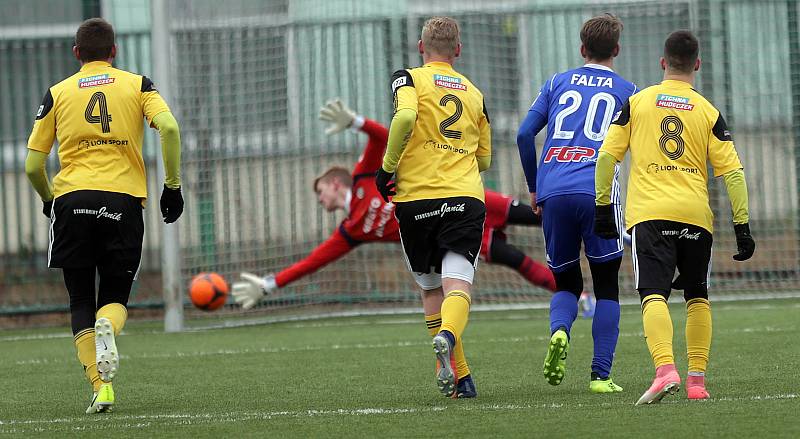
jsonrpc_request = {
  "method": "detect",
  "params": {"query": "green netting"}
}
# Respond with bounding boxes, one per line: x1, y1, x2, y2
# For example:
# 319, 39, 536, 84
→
0, 0, 798, 321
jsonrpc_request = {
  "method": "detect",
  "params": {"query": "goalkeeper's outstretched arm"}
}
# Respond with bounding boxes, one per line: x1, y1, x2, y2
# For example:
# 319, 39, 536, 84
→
232, 229, 355, 309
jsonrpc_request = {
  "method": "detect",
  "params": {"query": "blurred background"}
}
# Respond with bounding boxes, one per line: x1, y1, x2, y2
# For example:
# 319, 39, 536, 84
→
1, 0, 798, 329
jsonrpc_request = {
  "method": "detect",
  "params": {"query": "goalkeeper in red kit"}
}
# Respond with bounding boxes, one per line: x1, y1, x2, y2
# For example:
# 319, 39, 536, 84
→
232, 100, 556, 307
232, 100, 558, 398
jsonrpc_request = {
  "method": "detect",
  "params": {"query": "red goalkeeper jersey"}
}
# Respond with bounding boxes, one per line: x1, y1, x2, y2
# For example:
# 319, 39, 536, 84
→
275, 119, 398, 287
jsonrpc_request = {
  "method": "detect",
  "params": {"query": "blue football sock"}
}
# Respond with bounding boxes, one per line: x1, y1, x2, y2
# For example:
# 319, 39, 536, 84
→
549, 291, 578, 336
591, 299, 621, 378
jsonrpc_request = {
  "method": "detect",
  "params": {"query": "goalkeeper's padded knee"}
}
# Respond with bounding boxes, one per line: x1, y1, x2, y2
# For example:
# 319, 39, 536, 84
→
554, 265, 583, 298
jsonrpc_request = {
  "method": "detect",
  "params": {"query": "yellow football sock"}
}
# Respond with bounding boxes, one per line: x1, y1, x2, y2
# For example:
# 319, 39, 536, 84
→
96, 303, 128, 335
686, 298, 712, 373
425, 312, 470, 378
440, 290, 471, 343
641, 294, 674, 368
74, 328, 102, 392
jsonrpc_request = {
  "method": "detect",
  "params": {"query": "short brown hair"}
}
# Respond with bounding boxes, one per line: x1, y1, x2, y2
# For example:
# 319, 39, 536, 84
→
75, 18, 115, 62
313, 167, 352, 192
421, 17, 461, 57
580, 14, 623, 61
664, 30, 699, 73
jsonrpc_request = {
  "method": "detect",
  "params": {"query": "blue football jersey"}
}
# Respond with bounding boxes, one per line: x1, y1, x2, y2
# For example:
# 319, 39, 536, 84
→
528, 65, 636, 204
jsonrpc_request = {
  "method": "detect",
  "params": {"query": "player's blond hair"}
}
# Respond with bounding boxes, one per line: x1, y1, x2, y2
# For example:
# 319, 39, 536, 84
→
421, 17, 461, 58
580, 13, 623, 61
313, 166, 352, 192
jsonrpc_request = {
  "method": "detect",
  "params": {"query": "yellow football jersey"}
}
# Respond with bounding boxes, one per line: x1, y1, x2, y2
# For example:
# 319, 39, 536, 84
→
390, 61, 491, 202
600, 79, 742, 232
27, 61, 171, 200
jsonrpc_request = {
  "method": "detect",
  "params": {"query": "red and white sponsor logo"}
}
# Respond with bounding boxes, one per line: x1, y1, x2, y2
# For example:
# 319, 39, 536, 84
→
656, 100, 694, 111
543, 146, 596, 163
79, 74, 115, 88
434, 79, 466, 91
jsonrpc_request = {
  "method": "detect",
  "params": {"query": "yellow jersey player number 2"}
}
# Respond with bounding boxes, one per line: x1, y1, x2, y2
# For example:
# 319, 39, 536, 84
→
375, 17, 491, 399
24, 18, 183, 414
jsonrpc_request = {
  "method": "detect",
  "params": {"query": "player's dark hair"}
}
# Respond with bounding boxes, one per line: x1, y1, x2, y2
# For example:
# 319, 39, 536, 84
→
664, 30, 699, 73
580, 13, 623, 61
313, 167, 353, 192
75, 18, 115, 62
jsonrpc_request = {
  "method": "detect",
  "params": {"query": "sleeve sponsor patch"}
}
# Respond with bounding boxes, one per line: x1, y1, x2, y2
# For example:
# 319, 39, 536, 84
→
35, 89, 54, 120
390, 69, 413, 94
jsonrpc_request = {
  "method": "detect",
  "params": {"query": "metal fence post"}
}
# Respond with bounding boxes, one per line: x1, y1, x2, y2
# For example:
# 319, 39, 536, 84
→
151, 0, 183, 332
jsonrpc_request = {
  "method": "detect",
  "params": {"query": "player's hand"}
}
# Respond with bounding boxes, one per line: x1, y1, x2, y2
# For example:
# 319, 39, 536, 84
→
375, 168, 396, 202
732, 223, 755, 261
594, 204, 619, 239
319, 99, 357, 136
529, 192, 542, 216
42, 199, 53, 219
232, 273, 277, 310
160, 185, 184, 224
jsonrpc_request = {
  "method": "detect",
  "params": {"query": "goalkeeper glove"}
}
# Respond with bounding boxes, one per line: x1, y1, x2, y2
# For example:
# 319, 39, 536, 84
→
232, 273, 277, 310
160, 185, 184, 224
732, 223, 755, 261
594, 204, 619, 239
319, 99, 362, 135
42, 199, 53, 219
375, 167, 396, 202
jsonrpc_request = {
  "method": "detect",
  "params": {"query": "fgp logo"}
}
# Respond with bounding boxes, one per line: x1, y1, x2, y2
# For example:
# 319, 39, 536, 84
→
433, 74, 467, 91
656, 94, 694, 111
543, 146, 596, 163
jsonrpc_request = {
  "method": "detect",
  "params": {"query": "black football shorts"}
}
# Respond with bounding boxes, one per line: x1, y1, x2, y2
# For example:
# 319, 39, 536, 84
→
394, 196, 485, 274
49, 190, 144, 275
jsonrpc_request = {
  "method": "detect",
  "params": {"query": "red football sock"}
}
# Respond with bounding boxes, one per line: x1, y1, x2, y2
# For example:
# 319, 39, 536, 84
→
519, 256, 557, 292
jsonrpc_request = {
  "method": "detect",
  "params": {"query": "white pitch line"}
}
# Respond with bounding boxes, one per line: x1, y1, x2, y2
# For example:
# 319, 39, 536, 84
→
1, 394, 796, 430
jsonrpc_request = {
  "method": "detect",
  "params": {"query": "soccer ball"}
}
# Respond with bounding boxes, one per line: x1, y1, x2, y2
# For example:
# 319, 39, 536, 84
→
188, 272, 229, 311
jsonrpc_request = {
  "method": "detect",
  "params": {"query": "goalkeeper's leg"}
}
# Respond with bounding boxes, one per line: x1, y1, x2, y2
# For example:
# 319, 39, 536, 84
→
488, 235, 556, 292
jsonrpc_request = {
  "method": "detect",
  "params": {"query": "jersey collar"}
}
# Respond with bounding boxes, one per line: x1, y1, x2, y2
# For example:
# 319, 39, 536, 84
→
661, 79, 693, 88
424, 61, 454, 69
583, 63, 614, 72
344, 189, 352, 215
79, 61, 112, 72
